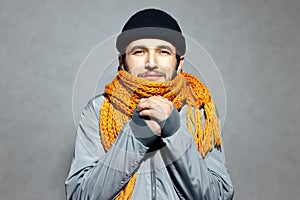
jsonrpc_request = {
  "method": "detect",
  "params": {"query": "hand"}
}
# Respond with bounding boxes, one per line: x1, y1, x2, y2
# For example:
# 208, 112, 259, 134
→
137, 96, 174, 134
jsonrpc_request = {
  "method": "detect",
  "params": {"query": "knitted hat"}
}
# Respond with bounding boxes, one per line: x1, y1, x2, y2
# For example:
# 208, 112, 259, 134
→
116, 8, 186, 55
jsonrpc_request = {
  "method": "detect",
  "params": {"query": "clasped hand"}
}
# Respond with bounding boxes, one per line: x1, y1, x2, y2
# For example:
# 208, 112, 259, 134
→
137, 96, 173, 135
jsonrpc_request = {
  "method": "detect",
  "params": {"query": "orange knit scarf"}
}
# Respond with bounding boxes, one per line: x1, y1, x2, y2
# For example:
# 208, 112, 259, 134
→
99, 70, 222, 199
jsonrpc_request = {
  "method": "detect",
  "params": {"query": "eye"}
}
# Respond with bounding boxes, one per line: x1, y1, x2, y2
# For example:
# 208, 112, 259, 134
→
132, 49, 145, 55
159, 49, 172, 55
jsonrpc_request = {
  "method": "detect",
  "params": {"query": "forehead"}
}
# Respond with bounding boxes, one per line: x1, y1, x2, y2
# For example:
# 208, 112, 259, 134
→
126, 39, 176, 51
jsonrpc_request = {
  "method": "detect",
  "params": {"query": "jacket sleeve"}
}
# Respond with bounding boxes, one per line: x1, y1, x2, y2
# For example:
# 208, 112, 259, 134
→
65, 97, 158, 200
160, 106, 234, 200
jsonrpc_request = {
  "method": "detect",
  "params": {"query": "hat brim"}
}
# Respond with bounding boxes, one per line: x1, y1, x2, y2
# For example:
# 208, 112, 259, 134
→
116, 27, 186, 56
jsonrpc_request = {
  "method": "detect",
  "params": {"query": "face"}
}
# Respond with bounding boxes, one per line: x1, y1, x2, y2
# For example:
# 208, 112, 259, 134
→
120, 39, 184, 82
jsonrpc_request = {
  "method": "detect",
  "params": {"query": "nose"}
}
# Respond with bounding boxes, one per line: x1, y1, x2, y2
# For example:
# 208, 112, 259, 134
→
145, 50, 157, 70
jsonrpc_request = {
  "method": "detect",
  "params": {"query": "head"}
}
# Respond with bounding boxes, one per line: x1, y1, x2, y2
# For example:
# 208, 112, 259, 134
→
116, 8, 185, 82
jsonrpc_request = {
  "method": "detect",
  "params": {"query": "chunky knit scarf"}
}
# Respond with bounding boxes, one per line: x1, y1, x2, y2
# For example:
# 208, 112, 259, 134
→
99, 70, 222, 199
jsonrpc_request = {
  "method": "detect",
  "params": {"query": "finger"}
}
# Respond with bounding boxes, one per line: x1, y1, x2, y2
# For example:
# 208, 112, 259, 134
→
139, 105, 167, 121
139, 98, 146, 103
138, 109, 152, 117
151, 96, 172, 105
138, 97, 161, 112
148, 96, 173, 111
139, 97, 173, 120
144, 96, 173, 113
137, 96, 172, 114
137, 98, 152, 111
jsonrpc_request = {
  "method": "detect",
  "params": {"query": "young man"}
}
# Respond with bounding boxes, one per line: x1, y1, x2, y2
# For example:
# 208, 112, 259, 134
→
65, 8, 234, 200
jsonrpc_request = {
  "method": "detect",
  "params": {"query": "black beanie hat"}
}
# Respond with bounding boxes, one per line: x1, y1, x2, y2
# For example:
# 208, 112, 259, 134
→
116, 8, 186, 56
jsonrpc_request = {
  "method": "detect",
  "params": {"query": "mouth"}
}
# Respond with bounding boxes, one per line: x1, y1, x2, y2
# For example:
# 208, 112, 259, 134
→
138, 72, 166, 81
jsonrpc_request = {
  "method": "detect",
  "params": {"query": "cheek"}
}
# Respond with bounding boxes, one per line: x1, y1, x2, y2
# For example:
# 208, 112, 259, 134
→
125, 58, 141, 72
126, 56, 146, 65
125, 58, 145, 76
160, 58, 177, 70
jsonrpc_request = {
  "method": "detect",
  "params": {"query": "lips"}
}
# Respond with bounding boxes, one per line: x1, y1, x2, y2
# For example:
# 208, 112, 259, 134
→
139, 72, 166, 81
142, 73, 163, 77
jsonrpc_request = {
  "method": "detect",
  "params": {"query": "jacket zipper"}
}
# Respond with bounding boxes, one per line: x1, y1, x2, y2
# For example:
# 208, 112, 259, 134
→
150, 157, 156, 200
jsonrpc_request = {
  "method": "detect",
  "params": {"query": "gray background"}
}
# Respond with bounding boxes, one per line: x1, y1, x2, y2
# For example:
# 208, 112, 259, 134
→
1, 0, 299, 199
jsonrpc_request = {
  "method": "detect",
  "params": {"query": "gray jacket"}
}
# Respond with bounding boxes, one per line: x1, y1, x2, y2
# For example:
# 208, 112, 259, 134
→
65, 94, 234, 199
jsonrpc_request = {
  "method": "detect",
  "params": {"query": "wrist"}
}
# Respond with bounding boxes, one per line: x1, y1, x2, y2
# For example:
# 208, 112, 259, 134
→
158, 105, 180, 138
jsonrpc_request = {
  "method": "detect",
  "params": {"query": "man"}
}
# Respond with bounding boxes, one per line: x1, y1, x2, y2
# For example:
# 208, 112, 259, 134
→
65, 8, 234, 199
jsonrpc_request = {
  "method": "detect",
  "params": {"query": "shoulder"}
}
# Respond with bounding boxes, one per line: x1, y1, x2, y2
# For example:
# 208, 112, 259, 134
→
83, 94, 106, 120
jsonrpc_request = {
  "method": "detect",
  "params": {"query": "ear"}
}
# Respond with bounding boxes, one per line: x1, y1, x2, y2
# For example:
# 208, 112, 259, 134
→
177, 56, 184, 73
118, 55, 123, 71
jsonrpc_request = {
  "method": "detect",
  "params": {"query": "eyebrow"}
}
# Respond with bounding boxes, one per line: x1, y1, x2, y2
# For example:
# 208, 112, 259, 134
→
157, 45, 174, 52
127, 45, 146, 52
127, 45, 175, 53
